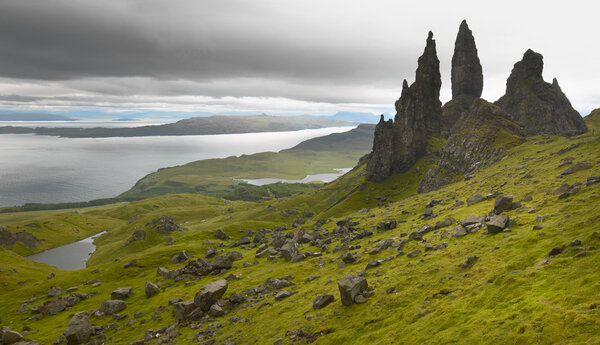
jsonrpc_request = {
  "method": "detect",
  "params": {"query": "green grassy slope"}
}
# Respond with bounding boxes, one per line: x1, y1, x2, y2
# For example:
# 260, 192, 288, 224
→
0, 119, 599, 344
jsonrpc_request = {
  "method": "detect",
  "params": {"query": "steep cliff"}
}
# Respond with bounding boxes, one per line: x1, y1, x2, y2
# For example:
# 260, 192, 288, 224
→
495, 49, 587, 136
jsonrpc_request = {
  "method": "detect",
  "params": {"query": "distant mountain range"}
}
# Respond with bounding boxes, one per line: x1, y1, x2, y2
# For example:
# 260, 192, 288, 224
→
0, 114, 352, 138
0, 113, 76, 121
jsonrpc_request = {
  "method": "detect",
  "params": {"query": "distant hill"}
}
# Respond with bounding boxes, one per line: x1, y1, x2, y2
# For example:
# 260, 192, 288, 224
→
0, 113, 76, 121
0, 114, 351, 138
319, 111, 389, 124
117, 123, 375, 200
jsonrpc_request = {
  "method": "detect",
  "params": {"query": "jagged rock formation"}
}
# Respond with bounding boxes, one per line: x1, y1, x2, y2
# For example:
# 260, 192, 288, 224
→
418, 99, 525, 193
495, 49, 587, 136
441, 20, 484, 138
451, 20, 483, 99
367, 32, 442, 181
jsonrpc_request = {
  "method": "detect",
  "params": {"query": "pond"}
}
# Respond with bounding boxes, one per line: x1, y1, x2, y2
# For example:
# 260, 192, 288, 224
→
26, 231, 106, 270
234, 168, 352, 186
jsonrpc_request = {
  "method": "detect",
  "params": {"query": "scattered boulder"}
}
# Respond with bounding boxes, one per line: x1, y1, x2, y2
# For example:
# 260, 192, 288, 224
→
172, 250, 190, 263
338, 274, 369, 306
279, 240, 305, 262
146, 216, 184, 234
145, 281, 160, 298
63, 311, 92, 345
561, 162, 592, 175
208, 304, 225, 317
1, 327, 23, 344
452, 225, 467, 237
313, 295, 335, 309
125, 229, 146, 246
494, 195, 513, 214
214, 229, 231, 240
274, 290, 292, 301
486, 215, 509, 234
461, 215, 485, 226
123, 259, 137, 269
341, 252, 356, 264
407, 249, 421, 258
466, 195, 484, 206
172, 300, 196, 321
461, 256, 478, 269
100, 300, 127, 315
111, 287, 133, 300
194, 279, 228, 312
48, 286, 62, 298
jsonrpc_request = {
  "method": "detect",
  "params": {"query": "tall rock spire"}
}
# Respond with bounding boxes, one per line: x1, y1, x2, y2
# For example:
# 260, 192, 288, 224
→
366, 31, 442, 182
451, 20, 483, 99
495, 49, 587, 136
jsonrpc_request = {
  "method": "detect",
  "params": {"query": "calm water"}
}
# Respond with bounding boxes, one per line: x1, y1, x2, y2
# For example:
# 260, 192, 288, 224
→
0, 126, 354, 207
235, 168, 353, 186
27, 231, 106, 270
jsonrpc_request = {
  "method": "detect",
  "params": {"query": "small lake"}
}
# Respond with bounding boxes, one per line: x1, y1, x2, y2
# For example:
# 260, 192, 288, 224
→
0, 126, 354, 207
26, 231, 106, 270
234, 168, 353, 186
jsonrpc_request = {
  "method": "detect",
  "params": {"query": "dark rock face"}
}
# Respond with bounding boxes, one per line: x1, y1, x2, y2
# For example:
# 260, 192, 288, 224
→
451, 20, 483, 99
367, 32, 442, 181
418, 99, 525, 193
495, 49, 587, 136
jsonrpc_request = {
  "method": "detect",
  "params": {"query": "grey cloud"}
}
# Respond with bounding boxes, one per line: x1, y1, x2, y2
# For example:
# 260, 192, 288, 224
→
0, 0, 597, 113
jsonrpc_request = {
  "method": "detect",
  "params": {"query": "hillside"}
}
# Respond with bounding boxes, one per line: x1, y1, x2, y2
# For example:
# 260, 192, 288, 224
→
0, 114, 598, 344
117, 124, 375, 201
0, 115, 351, 138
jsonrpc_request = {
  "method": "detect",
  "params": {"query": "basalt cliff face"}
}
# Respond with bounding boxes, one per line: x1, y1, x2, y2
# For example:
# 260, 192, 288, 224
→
366, 20, 588, 192
366, 32, 442, 182
495, 49, 588, 136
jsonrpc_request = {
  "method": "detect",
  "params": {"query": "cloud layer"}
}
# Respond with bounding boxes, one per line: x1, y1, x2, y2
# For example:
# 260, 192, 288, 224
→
0, 0, 598, 116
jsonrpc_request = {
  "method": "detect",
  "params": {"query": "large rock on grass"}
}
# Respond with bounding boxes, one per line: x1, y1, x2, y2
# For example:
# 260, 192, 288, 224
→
63, 311, 92, 345
110, 287, 133, 300
487, 215, 509, 234
194, 279, 228, 312
338, 274, 368, 306
100, 300, 127, 315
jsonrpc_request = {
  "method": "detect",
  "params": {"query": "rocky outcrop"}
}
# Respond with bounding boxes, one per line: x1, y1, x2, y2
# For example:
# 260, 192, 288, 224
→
495, 49, 587, 136
441, 20, 484, 138
451, 20, 483, 99
367, 31, 442, 181
0, 228, 39, 249
145, 216, 184, 234
418, 99, 525, 193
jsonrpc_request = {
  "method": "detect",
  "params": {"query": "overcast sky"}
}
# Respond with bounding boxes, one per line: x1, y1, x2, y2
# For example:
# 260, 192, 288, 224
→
0, 0, 598, 118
